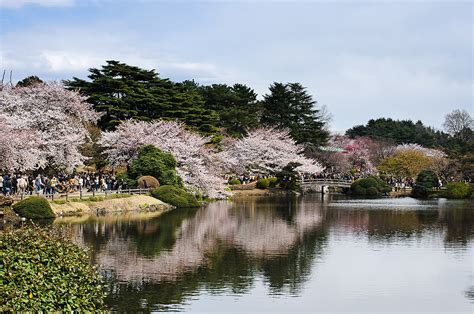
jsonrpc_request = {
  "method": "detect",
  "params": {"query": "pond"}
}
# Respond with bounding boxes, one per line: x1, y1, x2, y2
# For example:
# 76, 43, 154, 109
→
55, 195, 474, 312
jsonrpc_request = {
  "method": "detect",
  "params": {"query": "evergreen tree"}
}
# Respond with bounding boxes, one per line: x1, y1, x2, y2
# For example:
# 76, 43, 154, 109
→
65, 60, 218, 134
261, 82, 329, 148
197, 83, 261, 137
16, 75, 43, 87
346, 117, 474, 157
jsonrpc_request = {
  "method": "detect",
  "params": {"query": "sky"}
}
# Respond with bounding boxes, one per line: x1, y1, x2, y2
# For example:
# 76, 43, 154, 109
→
0, 0, 472, 132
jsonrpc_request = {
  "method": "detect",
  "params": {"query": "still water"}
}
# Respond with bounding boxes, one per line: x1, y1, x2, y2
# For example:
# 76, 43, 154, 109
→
56, 195, 474, 313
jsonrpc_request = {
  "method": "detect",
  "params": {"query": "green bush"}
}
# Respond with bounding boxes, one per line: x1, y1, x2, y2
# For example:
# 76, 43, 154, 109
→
366, 186, 379, 197
444, 182, 472, 199
151, 185, 200, 208
412, 169, 438, 198
276, 162, 302, 191
256, 178, 270, 189
228, 179, 241, 185
0, 226, 105, 311
137, 175, 160, 189
129, 145, 180, 186
268, 177, 278, 188
116, 172, 137, 188
12, 196, 55, 219
350, 176, 391, 197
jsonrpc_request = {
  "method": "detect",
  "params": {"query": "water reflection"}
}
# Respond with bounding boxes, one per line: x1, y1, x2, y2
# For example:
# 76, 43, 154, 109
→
59, 195, 473, 312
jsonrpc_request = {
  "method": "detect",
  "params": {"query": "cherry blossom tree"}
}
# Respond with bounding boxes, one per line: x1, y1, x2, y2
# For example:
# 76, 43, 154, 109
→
394, 143, 446, 159
219, 127, 324, 175
0, 117, 43, 172
327, 135, 377, 174
0, 82, 101, 172
99, 120, 227, 198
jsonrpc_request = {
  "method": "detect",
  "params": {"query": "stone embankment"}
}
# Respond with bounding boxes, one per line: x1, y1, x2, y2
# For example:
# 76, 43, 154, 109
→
50, 195, 173, 216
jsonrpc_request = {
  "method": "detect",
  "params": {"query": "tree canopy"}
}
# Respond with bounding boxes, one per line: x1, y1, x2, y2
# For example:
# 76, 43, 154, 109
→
261, 82, 329, 148
346, 117, 474, 158
65, 60, 218, 134
197, 83, 261, 137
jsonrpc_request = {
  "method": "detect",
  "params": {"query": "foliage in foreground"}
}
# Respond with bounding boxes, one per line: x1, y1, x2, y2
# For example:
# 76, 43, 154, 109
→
12, 196, 55, 219
0, 226, 105, 312
351, 176, 392, 197
151, 185, 200, 208
444, 182, 472, 199
412, 169, 439, 198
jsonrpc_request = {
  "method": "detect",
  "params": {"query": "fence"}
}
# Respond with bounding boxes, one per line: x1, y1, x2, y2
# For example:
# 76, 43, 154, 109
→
15, 188, 151, 202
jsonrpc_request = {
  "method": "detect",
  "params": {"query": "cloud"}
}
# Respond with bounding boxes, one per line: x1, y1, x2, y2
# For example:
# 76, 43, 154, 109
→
0, 26, 227, 82
0, 0, 74, 8
1, 1, 471, 131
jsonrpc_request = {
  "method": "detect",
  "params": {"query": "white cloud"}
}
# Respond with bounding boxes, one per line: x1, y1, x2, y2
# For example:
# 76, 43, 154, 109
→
0, 27, 227, 82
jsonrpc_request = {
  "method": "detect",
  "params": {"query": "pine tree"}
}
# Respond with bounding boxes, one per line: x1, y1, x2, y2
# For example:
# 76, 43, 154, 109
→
261, 82, 329, 148
65, 60, 218, 134
198, 83, 261, 137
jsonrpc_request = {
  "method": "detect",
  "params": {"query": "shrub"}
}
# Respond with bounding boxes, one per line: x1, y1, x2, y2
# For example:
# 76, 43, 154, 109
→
412, 169, 438, 198
12, 196, 55, 219
129, 145, 180, 186
444, 182, 472, 199
137, 175, 160, 189
228, 179, 241, 185
116, 172, 137, 188
0, 226, 105, 311
256, 178, 270, 189
276, 162, 303, 191
151, 185, 200, 208
268, 177, 278, 188
366, 186, 379, 197
350, 176, 391, 197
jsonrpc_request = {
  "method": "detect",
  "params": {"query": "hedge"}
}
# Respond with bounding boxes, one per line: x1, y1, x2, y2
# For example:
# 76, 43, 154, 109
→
228, 179, 241, 185
0, 226, 105, 311
151, 185, 200, 208
12, 196, 55, 219
350, 176, 391, 197
444, 182, 472, 199
268, 177, 278, 188
137, 175, 160, 189
256, 178, 270, 189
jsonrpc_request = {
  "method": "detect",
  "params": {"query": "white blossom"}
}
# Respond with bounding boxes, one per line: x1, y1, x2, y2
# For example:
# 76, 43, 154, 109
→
220, 127, 324, 175
0, 82, 100, 172
99, 120, 228, 199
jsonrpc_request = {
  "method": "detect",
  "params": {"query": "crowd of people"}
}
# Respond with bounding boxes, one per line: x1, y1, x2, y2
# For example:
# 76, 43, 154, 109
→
0, 173, 127, 196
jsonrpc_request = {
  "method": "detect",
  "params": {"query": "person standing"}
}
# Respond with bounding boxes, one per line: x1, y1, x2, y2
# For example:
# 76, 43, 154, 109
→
34, 175, 44, 195
51, 176, 58, 194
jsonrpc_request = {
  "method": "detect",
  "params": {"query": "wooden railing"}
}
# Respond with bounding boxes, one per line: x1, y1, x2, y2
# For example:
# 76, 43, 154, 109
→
300, 178, 353, 186
13, 188, 151, 201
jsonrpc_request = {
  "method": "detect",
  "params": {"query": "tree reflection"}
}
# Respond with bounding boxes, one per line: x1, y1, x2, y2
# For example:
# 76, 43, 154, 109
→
68, 196, 328, 311
63, 196, 473, 311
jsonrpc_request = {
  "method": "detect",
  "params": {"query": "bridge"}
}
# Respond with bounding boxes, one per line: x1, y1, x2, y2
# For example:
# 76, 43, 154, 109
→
299, 178, 353, 194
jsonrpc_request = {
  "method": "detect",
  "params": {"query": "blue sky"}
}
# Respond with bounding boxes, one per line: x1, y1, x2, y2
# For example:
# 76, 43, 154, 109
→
1, 0, 472, 131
